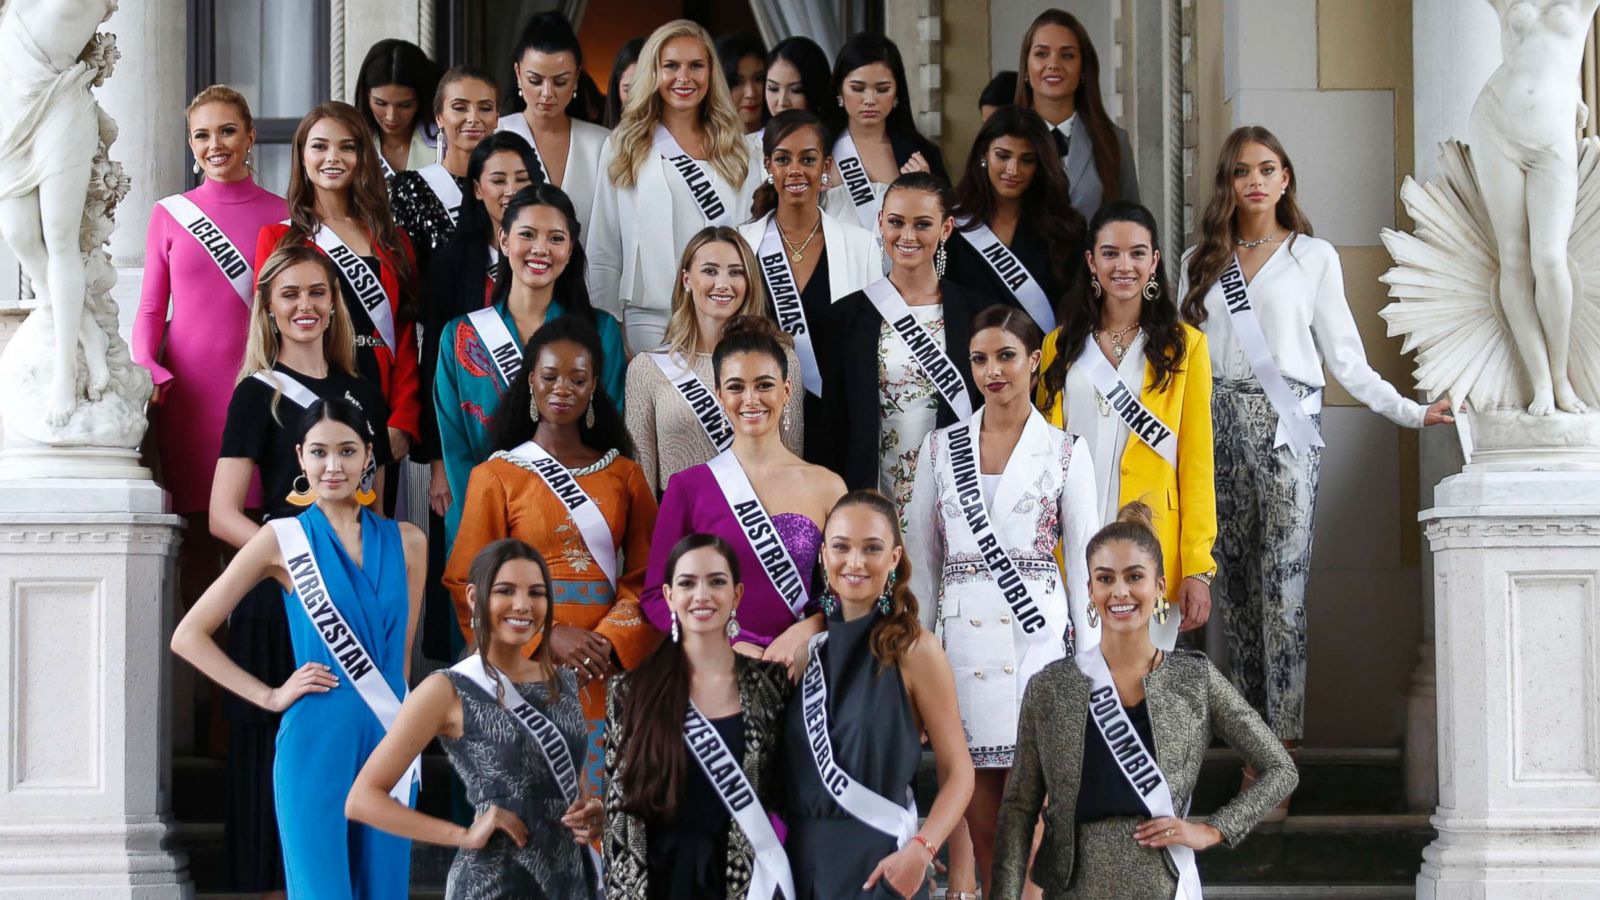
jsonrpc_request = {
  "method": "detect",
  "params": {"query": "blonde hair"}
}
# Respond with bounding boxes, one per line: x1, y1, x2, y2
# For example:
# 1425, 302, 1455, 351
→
661, 227, 769, 359
187, 84, 254, 132
607, 20, 749, 190
239, 245, 359, 422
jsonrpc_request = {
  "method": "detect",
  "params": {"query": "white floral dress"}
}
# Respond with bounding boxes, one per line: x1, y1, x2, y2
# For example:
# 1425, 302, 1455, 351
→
877, 303, 945, 529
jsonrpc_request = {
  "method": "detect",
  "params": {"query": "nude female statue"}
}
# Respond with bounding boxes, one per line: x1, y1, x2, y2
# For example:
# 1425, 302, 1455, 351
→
1468, 0, 1599, 416
0, 0, 117, 425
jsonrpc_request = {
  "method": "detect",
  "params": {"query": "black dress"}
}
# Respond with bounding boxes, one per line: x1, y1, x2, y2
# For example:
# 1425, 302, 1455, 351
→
795, 245, 833, 466
943, 224, 1075, 332
645, 713, 745, 899
388, 168, 466, 268
784, 608, 928, 899
214, 362, 392, 892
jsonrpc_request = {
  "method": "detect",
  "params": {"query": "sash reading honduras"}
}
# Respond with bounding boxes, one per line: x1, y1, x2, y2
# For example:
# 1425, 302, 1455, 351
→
156, 194, 254, 307
416, 162, 464, 224
505, 440, 618, 586
1078, 334, 1178, 467
685, 700, 795, 900
707, 450, 811, 619
467, 307, 521, 388
252, 370, 319, 408
653, 124, 730, 227
1217, 256, 1324, 458
831, 131, 881, 232
953, 217, 1055, 332
270, 518, 421, 805
647, 352, 735, 452
1077, 645, 1203, 899
944, 421, 1052, 639
451, 654, 604, 897
801, 632, 919, 843
311, 225, 396, 352
758, 215, 822, 396
863, 278, 974, 420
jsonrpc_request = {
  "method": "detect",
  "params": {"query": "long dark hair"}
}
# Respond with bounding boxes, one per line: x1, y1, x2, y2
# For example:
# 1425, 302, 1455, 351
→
1042, 202, 1186, 408
353, 39, 440, 144
486, 315, 633, 458
603, 38, 646, 128
749, 109, 831, 219
504, 11, 586, 118
954, 105, 1084, 295
824, 490, 922, 669
617, 534, 743, 821
467, 539, 560, 701
766, 36, 832, 115
488, 184, 600, 325
456, 131, 541, 259
827, 33, 930, 148
1014, 9, 1124, 203
716, 32, 767, 119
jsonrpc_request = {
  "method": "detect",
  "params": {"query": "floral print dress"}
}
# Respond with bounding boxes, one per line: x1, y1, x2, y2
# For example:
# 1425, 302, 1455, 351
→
876, 303, 945, 530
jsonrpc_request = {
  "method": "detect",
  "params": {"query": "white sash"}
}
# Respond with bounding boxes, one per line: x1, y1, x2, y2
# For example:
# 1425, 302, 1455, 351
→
684, 700, 795, 900
377, 151, 396, 180
706, 450, 811, 620
450, 654, 604, 896
652, 125, 730, 227
831, 131, 881, 232
1078, 335, 1178, 467
1217, 257, 1324, 457
270, 518, 420, 804
252, 370, 319, 409
953, 216, 1054, 331
863, 278, 973, 420
1077, 647, 1203, 900
487, 245, 501, 281
156, 193, 254, 308
416, 162, 464, 224
505, 441, 617, 586
312, 226, 396, 352
647, 352, 734, 452
757, 215, 822, 396
466, 306, 522, 388
800, 632, 919, 844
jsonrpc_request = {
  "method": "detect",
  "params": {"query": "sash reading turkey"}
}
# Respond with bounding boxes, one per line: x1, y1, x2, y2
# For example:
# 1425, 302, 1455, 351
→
466, 306, 522, 388
252, 370, 319, 408
647, 352, 735, 452
505, 440, 617, 586
271, 518, 420, 805
954, 216, 1055, 331
864, 278, 974, 420
707, 450, 811, 619
312, 225, 396, 352
944, 421, 1052, 639
416, 162, 464, 224
653, 125, 730, 226
1218, 256, 1324, 457
1078, 334, 1178, 467
156, 194, 254, 307
685, 700, 795, 900
758, 215, 822, 396
831, 131, 881, 232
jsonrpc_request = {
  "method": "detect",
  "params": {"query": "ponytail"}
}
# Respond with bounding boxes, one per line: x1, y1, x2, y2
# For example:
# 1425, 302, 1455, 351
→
824, 490, 922, 669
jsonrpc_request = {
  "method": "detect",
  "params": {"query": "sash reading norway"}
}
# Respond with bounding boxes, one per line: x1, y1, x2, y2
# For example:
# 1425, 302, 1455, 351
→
707, 450, 811, 620
953, 216, 1055, 332
1077, 334, 1178, 467
156, 194, 253, 307
647, 352, 735, 452
653, 125, 731, 227
309, 224, 397, 352
863, 279, 973, 420
505, 440, 618, 586
1217, 256, 1323, 457
685, 699, 795, 899
758, 215, 822, 396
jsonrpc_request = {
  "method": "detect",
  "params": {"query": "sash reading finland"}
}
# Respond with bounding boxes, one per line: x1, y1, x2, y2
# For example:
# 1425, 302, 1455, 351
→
800, 631, 919, 844
758, 215, 822, 396
1077, 644, 1203, 900
156, 194, 254, 307
863, 278, 974, 420
953, 216, 1055, 332
271, 518, 421, 805
467, 306, 522, 388
685, 699, 795, 900
1077, 334, 1178, 467
707, 450, 811, 619
647, 352, 735, 452
416, 162, 464, 224
831, 131, 882, 232
653, 124, 731, 227
505, 440, 618, 586
310, 224, 397, 352
252, 370, 319, 408
1217, 255, 1324, 458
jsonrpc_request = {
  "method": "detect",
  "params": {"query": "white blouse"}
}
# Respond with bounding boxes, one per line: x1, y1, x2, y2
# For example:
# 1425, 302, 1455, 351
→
1180, 233, 1426, 428
1063, 332, 1147, 525
496, 114, 610, 237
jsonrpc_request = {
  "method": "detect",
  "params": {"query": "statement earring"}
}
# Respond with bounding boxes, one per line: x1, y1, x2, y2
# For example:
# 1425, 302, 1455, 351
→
1086, 599, 1100, 628
1090, 277, 1103, 299
836, 96, 844, 107
287, 472, 316, 507
670, 609, 680, 643
934, 239, 947, 279
354, 457, 378, 506
585, 404, 596, 428
817, 551, 839, 615
1154, 597, 1171, 626
191, 159, 201, 175
725, 610, 741, 641
1142, 278, 1160, 303
821, 172, 830, 186
528, 394, 540, 423
245, 149, 255, 170
877, 569, 897, 615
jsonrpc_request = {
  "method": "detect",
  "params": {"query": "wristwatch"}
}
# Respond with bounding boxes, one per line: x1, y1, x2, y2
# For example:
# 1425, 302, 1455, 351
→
1187, 570, 1215, 586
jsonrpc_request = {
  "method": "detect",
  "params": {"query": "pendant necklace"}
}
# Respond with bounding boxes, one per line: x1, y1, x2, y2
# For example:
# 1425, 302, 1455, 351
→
779, 215, 822, 263
1094, 325, 1140, 416
1234, 231, 1281, 250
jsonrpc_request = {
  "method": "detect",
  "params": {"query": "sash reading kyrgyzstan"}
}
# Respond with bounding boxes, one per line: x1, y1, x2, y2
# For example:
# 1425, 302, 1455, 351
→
1077, 334, 1178, 467
505, 440, 618, 586
707, 450, 811, 619
647, 352, 735, 452
156, 194, 254, 307
758, 215, 822, 395
1217, 255, 1323, 457
684, 699, 795, 899
953, 216, 1055, 332
466, 306, 522, 388
653, 125, 731, 227
311, 225, 397, 352
863, 278, 973, 420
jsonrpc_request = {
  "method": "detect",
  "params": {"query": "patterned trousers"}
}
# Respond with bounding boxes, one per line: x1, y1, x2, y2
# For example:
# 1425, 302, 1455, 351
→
1211, 378, 1322, 740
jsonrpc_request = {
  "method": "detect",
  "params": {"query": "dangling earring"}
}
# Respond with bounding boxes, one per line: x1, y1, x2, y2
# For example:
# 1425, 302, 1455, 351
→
892, 97, 899, 109
764, 170, 773, 184
354, 457, 378, 506
877, 569, 897, 615
821, 172, 830, 187
1154, 597, 1170, 626
782, 405, 791, 430
1142, 278, 1160, 303
529, 394, 540, 423
1090, 277, 1103, 299
979, 159, 988, 169
585, 404, 595, 428
725, 610, 741, 641
670, 609, 680, 643
934, 239, 947, 279
817, 551, 839, 615
191, 159, 201, 175
287, 472, 316, 507
836, 96, 844, 107
1086, 599, 1100, 628
245, 149, 255, 170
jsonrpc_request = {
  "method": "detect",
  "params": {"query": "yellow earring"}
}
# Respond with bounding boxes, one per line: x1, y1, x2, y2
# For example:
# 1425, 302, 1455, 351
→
287, 473, 316, 507
354, 460, 378, 507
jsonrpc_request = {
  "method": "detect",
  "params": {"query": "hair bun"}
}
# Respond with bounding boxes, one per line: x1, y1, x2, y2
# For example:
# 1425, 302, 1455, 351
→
722, 314, 793, 348
1115, 500, 1157, 532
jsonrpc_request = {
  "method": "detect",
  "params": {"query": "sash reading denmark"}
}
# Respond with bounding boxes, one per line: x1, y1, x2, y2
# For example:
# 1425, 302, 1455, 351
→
467, 307, 521, 387
684, 700, 795, 900
506, 440, 618, 586
831, 131, 882, 232
271, 518, 421, 804
944, 422, 1052, 639
1078, 334, 1178, 467
312, 225, 397, 352
252, 370, 319, 408
863, 279, 974, 420
758, 215, 822, 396
416, 162, 464, 224
800, 632, 919, 844
1217, 256, 1324, 457
1077, 645, 1203, 900
653, 125, 730, 227
647, 352, 735, 452
707, 451, 811, 619
953, 217, 1055, 332
156, 194, 253, 307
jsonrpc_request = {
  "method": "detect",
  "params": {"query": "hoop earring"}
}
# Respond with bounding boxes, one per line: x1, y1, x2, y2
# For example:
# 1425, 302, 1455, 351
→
1142, 278, 1160, 303
287, 472, 316, 507
585, 404, 595, 428
529, 395, 540, 423
1090, 277, 1103, 299
1086, 599, 1100, 628
725, 610, 741, 641
934, 239, 947, 279
354, 457, 378, 507
877, 569, 897, 615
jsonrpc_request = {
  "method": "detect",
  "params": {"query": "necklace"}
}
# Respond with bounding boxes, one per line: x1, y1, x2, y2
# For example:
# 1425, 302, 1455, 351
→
1234, 231, 1281, 250
778, 215, 822, 263
1094, 324, 1140, 415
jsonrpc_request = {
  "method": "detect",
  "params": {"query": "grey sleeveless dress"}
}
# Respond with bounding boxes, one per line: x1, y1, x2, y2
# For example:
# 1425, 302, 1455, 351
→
440, 667, 596, 899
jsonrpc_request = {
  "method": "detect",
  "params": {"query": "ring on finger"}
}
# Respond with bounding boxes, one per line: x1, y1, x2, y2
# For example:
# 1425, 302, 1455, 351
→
1165, 827, 1175, 837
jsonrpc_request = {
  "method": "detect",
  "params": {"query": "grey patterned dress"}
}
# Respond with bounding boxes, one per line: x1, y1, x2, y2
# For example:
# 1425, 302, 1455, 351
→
440, 667, 596, 900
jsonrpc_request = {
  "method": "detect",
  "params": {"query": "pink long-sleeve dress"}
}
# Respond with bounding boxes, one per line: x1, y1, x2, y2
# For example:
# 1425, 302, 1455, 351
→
133, 177, 286, 514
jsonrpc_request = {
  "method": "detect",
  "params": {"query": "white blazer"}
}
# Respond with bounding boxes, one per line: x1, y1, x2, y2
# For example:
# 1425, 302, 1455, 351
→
496, 114, 610, 238
735, 209, 880, 302
587, 131, 763, 352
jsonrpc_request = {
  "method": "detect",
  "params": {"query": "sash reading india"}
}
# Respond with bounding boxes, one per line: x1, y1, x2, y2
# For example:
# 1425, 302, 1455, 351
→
758, 215, 822, 396
467, 306, 522, 387
708, 450, 811, 619
1217, 256, 1323, 457
653, 125, 730, 227
506, 440, 619, 586
648, 352, 735, 452
831, 131, 881, 232
685, 700, 795, 900
312, 225, 397, 352
271, 518, 420, 805
864, 278, 974, 420
156, 194, 254, 307
944, 422, 1051, 638
1078, 334, 1178, 467
953, 216, 1055, 332
416, 162, 464, 224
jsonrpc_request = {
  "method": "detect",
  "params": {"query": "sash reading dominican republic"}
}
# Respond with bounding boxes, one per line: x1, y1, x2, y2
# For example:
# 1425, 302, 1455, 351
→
1078, 334, 1178, 467
953, 216, 1055, 332
831, 131, 881, 232
707, 450, 811, 620
252, 370, 319, 408
863, 278, 974, 420
653, 124, 731, 227
466, 306, 521, 387
647, 352, 735, 452
685, 700, 795, 900
416, 162, 464, 224
311, 225, 397, 352
505, 440, 618, 586
1077, 646, 1203, 899
800, 632, 919, 844
1217, 256, 1323, 457
270, 518, 421, 805
156, 193, 253, 307
758, 215, 822, 396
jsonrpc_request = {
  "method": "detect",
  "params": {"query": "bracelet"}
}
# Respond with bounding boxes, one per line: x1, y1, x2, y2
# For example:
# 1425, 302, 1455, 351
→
910, 834, 937, 858
1186, 571, 1214, 586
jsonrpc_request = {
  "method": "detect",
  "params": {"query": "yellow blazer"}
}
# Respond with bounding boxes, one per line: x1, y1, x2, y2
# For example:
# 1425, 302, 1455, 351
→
1035, 323, 1216, 596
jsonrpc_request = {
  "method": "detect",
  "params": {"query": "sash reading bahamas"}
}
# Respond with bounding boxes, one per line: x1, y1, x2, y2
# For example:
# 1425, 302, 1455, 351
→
945, 423, 1049, 635
757, 215, 822, 396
